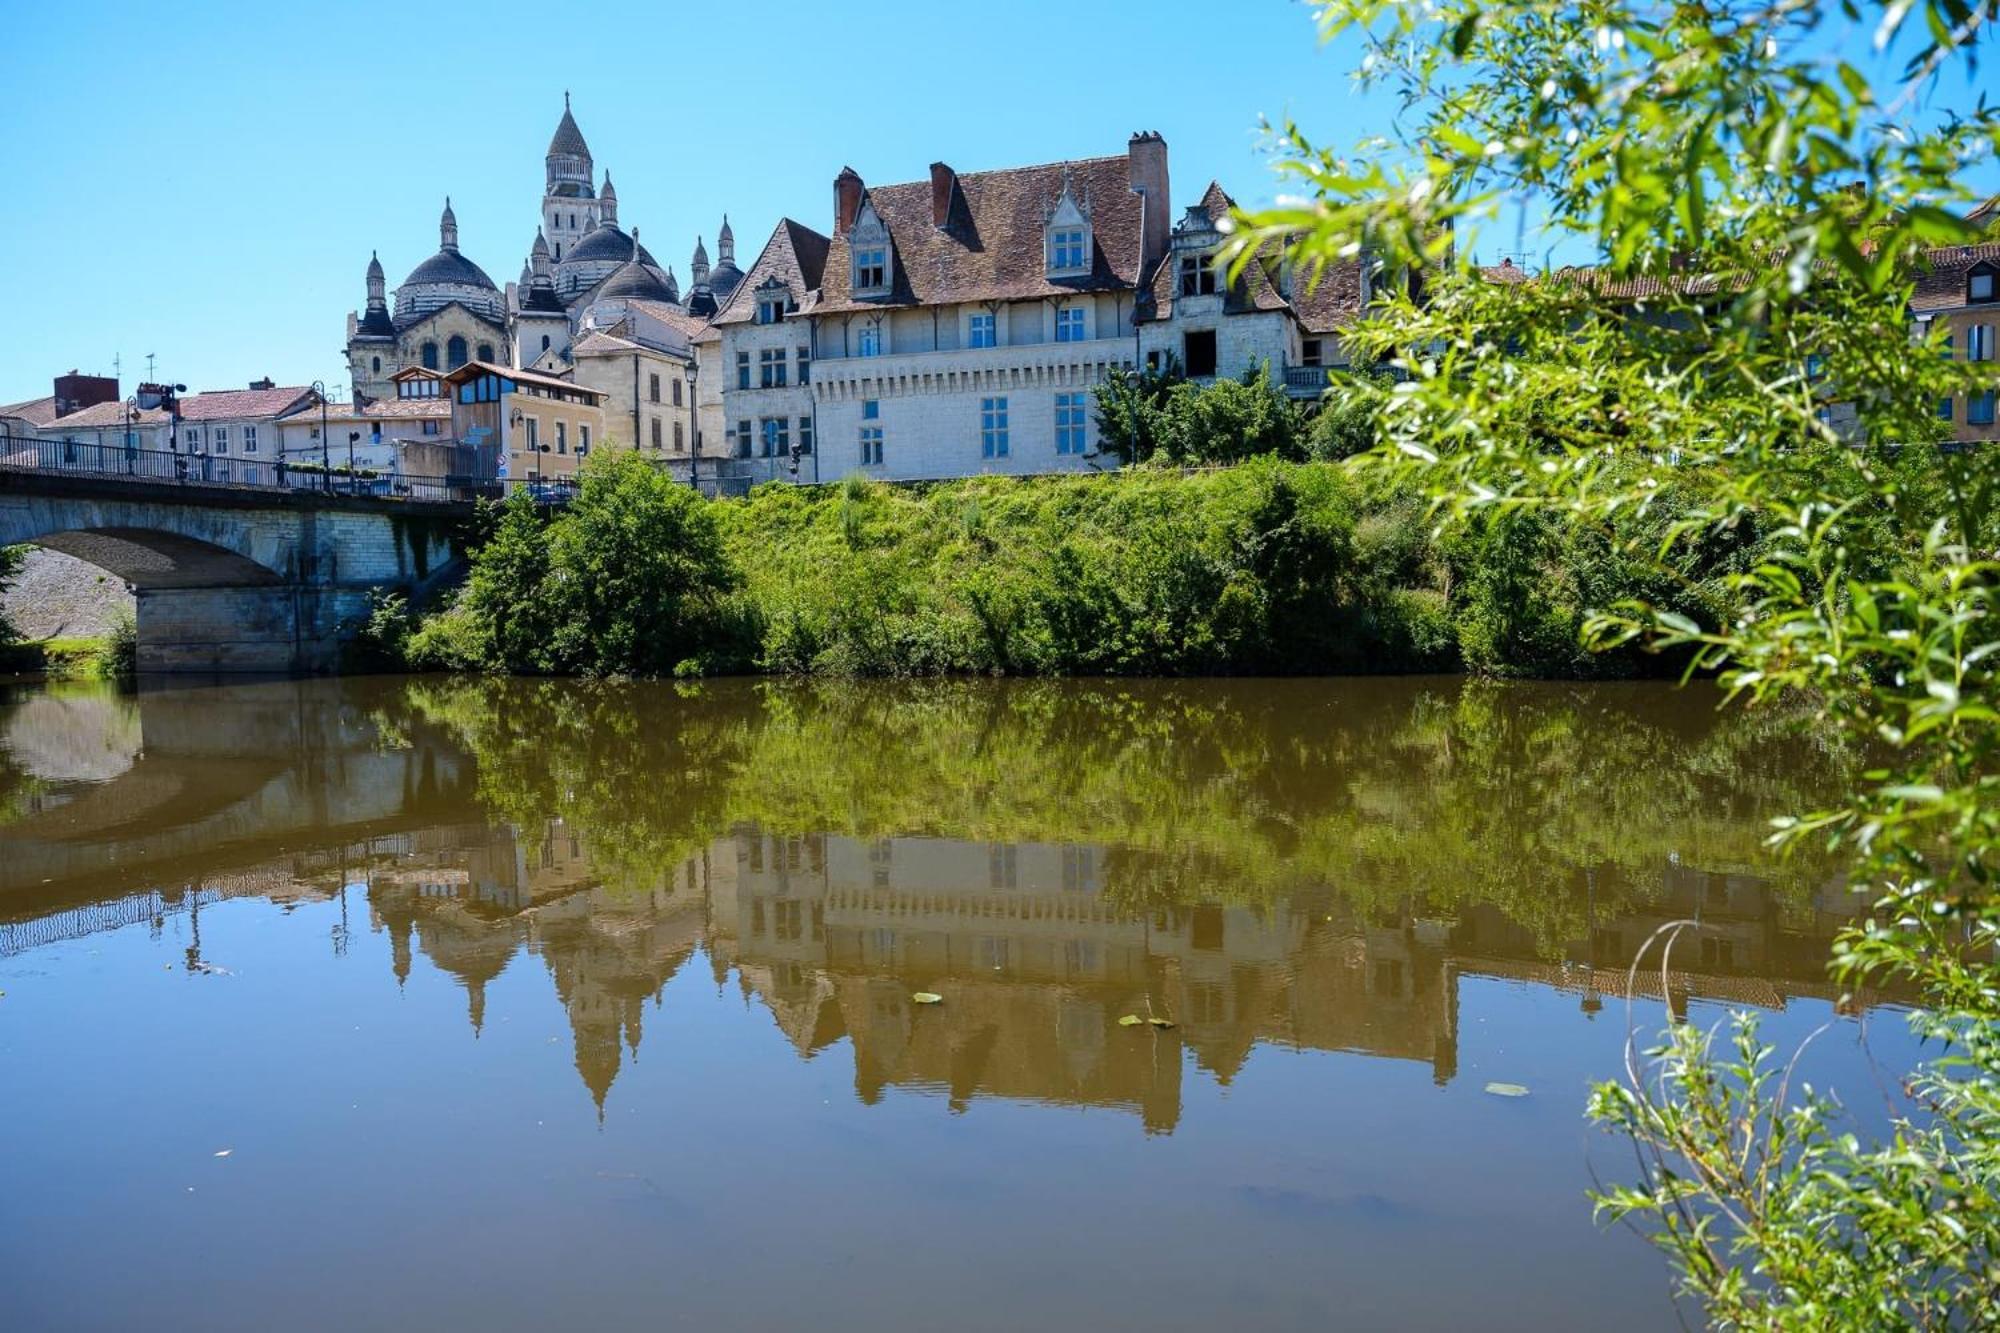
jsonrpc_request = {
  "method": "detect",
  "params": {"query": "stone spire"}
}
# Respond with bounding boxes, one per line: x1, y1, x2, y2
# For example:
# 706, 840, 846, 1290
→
691, 235, 710, 286
366, 250, 386, 307
717, 215, 735, 265
440, 197, 459, 252
601, 172, 618, 225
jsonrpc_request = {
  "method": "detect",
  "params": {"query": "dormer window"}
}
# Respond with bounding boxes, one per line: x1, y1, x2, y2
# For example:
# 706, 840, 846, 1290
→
1972, 266, 1996, 303
1179, 253, 1219, 297
1050, 228, 1087, 271
1044, 178, 1093, 278
756, 277, 792, 325
854, 246, 887, 291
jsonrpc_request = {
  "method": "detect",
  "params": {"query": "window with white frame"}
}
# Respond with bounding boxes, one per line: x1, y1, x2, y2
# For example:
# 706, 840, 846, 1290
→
242, 425, 257, 453
854, 246, 887, 292
760, 347, 787, 387
1972, 270, 1996, 302
1054, 306, 1085, 343
1049, 227, 1088, 272
184, 427, 200, 449
968, 312, 996, 348
1055, 392, 1088, 455
1970, 324, 1994, 362
980, 397, 1009, 458
213, 425, 229, 453
758, 294, 785, 324
859, 424, 883, 466
857, 324, 881, 357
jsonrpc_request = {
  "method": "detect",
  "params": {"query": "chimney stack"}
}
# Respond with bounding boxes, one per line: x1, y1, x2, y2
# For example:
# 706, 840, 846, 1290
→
929, 162, 956, 228
835, 167, 864, 235
1127, 131, 1171, 278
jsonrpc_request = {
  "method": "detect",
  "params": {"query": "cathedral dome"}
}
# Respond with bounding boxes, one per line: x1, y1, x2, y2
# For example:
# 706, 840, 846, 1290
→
562, 223, 656, 268
393, 198, 506, 328
595, 261, 677, 303
401, 248, 499, 292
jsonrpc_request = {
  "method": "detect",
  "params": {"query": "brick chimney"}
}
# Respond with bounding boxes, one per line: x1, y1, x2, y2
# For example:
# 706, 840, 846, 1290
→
930, 162, 956, 228
1127, 131, 1171, 279
835, 167, 864, 235
52, 370, 117, 418
248, 377, 275, 391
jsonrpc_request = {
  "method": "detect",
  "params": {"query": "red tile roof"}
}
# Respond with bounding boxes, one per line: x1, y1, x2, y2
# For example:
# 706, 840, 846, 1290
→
811, 154, 1144, 315
179, 385, 319, 422
1142, 181, 1365, 335
1910, 244, 2000, 312
0, 395, 62, 428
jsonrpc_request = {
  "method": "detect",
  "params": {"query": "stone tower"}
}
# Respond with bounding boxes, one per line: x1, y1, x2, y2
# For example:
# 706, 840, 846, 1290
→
513, 229, 571, 369
542, 93, 599, 263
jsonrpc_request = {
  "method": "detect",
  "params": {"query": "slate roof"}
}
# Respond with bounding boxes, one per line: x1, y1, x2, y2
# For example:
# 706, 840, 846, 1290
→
442, 361, 604, 398
1142, 181, 1364, 335
713, 219, 831, 327
179, 385, 319, 422
549, 102, 590, 160
562, 223, 657, 268
621, 299, 713, 342
401, 248, 499, 292
811, 154, 1144, 315
596, 260, 677, 303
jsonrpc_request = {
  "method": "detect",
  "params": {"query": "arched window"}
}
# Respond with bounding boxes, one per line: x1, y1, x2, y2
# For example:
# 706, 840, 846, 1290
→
447, 335, 468, 369
421, 341, 439, 370
541, 334, 551, 351
371, 356, 381, 374
476, 342, 495, 364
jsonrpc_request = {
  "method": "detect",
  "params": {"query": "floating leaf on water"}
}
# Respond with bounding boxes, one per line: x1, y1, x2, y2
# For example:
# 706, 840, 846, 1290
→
1484, 1082, 1530, 1098
1118, 1014, 1144, 1027
1148, 1018, 1177, 1029
213, 1149, 233, 1158
911, 992, 943, 1005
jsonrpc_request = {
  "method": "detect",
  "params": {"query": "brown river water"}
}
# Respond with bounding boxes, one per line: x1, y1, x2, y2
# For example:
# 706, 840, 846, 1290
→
0, 674, 1913, 1331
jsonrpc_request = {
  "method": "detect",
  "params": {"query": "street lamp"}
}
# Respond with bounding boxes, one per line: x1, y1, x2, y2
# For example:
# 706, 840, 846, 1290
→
686, 358, 700, 494
310, 380, 332, 492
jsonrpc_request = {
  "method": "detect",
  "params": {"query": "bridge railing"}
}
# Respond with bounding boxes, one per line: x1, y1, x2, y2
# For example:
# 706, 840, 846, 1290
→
0, 431, 499, 505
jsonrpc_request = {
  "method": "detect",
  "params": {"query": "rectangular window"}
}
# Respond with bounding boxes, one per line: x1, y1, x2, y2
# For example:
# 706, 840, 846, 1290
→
797, 347, 810, 384
1938, 396, 1956, 421
673, 421, 684, 452
968, 312, 996, 348
242, 425, 257, 453
735, 419, 753, 457
760, 416, 789, 457
213, 425, 229, 453
862, 398, 879, 420
185, 427, 200, 449
854, 246, 887, 290
1974, 272, 1996, 302
1970, 324, 1994, 362
857, 324, 881, 357
1050, 227, 1087, 271
1179, 252, 1218, 297
423, 419, 439, 435
1054, 307, 1085, 342
1971, 391, 1998, 426
648, 373, 661, 403
980, 396, 1009, 458
1055, 392, 1088, 455
1184, 329, 1218, 378
671, 378, 682, 406
1302, 338, 1323, 367
859, 425, 884, 466
525, 418, 538, 451
760, 347, 787, 387
736, 351, 751, 390
578, 425, 590, 455
555, 421, 567, 454
757, 296, 784, 325
651, 418, 662, 448
798, 416, 813, 455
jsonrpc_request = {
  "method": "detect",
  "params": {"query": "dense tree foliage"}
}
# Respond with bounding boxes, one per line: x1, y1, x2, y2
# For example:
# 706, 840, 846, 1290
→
1232, 0, 2000, 1324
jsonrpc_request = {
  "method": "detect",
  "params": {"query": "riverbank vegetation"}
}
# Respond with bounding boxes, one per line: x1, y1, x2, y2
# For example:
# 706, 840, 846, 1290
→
393, 447, 1766, 681
1230, 0, 2000, 1324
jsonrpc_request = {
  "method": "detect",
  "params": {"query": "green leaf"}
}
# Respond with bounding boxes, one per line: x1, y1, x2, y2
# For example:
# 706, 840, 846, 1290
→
1484, 1082, 1530, 1098
1118, 1014, 1144, 1027
911, 992, 943, 1005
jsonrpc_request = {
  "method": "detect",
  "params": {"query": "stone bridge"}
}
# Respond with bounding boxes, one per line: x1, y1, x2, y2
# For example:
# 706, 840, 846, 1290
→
0, 469, 470, 672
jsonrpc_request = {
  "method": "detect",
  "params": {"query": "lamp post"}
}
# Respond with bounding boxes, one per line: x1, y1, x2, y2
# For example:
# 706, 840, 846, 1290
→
348, 431, 360, 494
310, 379, 331, 492
686, 358, 700, 495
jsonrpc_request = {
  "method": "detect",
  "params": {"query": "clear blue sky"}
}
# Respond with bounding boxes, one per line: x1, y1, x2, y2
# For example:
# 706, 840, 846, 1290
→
1, 0, 1990, 405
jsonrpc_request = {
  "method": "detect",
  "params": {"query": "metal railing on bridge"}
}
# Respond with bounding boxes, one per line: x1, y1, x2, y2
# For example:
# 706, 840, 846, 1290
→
0, 432, 500, 505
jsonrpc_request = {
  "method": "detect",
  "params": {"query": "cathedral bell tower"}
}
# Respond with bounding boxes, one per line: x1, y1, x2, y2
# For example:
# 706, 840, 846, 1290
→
542, 92, 598, 263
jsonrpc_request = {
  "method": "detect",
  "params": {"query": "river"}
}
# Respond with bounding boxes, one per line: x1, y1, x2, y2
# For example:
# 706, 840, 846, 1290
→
0, 674, 1913, 1331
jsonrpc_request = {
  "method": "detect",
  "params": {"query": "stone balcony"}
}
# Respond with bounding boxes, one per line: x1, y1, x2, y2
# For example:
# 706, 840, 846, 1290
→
810, 337, 1138, 403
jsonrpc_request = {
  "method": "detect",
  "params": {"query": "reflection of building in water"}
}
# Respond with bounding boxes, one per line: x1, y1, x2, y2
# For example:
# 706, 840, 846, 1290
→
7, 812, 1894, 1130
367, 817, 707, 1113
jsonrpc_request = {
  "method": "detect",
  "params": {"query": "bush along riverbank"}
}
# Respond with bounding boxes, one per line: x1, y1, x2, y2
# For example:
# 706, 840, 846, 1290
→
378, 448, 1762, 681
